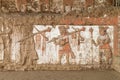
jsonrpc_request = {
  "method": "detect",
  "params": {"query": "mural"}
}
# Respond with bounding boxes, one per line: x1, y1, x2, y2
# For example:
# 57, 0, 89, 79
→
33, 25, 114, 68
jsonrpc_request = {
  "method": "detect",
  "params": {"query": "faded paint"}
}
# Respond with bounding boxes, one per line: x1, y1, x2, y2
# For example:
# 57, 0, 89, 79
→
33, 25, 114, 65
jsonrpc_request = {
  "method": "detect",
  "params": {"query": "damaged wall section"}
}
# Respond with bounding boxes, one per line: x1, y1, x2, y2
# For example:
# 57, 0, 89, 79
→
0, 14, 118, 71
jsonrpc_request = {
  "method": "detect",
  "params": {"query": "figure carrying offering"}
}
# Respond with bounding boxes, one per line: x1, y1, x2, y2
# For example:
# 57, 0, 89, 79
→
92, 26, 112, 69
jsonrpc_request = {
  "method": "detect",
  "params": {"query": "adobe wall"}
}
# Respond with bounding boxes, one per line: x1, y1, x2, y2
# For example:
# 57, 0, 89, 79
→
0, 14, 119, 71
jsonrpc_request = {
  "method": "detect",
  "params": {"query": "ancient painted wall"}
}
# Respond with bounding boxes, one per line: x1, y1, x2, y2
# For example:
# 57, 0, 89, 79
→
0, 0, 119, 71
33, 25, 114, 66
0, 14, 118, 71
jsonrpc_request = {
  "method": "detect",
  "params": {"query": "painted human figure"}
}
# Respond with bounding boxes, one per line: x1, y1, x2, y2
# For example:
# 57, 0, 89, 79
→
72, 27, 85, 51
92, 27, 112, 68
35, 32, 48, 56
54, 26, 75, 65
35, 34, 41, 49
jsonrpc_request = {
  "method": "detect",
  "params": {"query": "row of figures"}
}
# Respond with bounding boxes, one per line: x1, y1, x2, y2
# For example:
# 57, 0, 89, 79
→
34, 25, 113, 69
0, 25, 113, 70
0, 0, 118, 13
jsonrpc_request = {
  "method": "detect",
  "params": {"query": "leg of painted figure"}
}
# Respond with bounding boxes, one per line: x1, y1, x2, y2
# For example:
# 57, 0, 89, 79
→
104, 49, 108, 68
42, 38, 45, 56
70, 51, 76, 59
78, 38, 81, 51
101, 49, 110, 69
58, 53, 63, 64
72, 39, 75, 47
23, 52, 35, 70
105, 49, 112, 68
35, 34, 41, 49
99, 51, 103, 68
22, 53, 30, 70
21, 52, 27, 66
36, 42, 41, 49
71, 34, 77, 47
108, 51, 113, 67
26, 53, 34, 69
66, 53, 70, 65
21, 44, 29, 66
31, 59, 37, 70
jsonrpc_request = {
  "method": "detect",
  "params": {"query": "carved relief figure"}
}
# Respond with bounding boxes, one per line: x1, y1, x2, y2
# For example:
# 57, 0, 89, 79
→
71, 33, 77, 46
18, 27, 37, 69
19, 27, 51, 69
20, 37, 38, 69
